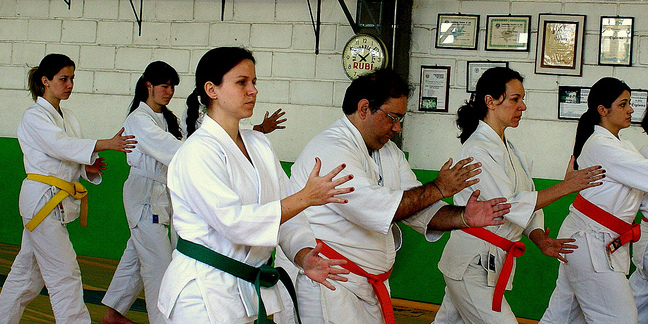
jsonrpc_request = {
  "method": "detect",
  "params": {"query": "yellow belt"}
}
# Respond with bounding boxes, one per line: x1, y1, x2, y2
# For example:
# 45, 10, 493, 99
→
25, 174, 88, 231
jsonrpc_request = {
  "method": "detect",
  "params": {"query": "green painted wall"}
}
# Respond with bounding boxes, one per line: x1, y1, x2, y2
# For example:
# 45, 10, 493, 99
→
1, 137, 634, 320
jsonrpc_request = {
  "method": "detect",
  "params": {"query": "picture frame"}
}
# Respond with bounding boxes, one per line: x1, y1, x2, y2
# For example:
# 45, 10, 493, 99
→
419, 66, 450, 112
535, 14, 586, 76
466, 61, 509, 92
558, 86, 647, 123
485, 15, 531, 51
436, 14, 480, 50
599, 16, 634, 66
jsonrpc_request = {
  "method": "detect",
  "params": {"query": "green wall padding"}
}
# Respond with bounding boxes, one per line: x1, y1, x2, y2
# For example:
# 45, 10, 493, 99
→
3, 138, 637, 320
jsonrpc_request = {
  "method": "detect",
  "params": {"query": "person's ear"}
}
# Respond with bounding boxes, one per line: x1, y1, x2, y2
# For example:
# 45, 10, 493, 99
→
597, 104, 609, 117
204, 81, 218, 100
41, 76, 49, 87
146, 81, 153, 91
357, 99, 370, 119
484, 95, 495, 110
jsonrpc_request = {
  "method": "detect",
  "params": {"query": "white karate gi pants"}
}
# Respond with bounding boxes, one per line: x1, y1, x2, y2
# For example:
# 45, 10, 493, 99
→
433, 256, 517, 324
630, 266, 648, 324
540, 233, 637, 324
0, 215, 90, 324
295, 272, 384, 324
102, 212, 173, 324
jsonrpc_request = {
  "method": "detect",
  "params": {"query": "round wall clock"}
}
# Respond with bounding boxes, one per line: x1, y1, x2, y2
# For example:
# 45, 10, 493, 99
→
342, 33, 388, 80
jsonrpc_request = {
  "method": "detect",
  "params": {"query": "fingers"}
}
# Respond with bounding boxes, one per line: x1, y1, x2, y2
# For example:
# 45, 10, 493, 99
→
557, 255, 569, 263
308, 157, 323, 179
265, 111, 270, 119
451, 157, 474, 170
327, 274, 348, 282
493, 207, 510, 219
115, 127, 125, 136
439, 158, 453, 171
327, 197, 349, 204
567, 155, 576, 170
320, 280, 336, 291
323, 162, 348, 181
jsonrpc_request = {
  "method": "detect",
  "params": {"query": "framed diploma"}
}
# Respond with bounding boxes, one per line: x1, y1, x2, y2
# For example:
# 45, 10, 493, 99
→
436, 14, 480, 50
535, 14, 585, 76
599, 16, 634, 66
558, 86, 647, 123
485, 15, 531, 51
466, 61, 509, 92
419, 66, 450, 112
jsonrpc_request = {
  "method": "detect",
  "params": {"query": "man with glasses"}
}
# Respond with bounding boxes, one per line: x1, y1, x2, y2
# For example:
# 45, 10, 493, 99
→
282, 69, 511, 323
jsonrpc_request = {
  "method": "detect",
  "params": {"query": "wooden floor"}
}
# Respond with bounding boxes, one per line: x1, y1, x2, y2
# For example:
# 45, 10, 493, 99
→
0, 242, 537, 323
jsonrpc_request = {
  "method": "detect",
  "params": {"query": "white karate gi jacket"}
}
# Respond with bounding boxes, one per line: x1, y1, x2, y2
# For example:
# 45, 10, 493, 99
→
560, 125, 648, 274
290, 116, 445, 306
122, 102, 183, 227
438, 121, 543, 289
157, 116, 314, 323
17, 96, 101, 222
632, 144, 648, 276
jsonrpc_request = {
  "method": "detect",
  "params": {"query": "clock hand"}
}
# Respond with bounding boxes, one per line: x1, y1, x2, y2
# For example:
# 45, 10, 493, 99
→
358, 52, 369, 62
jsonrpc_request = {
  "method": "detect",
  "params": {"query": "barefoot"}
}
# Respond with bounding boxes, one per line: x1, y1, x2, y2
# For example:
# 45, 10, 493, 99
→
103, 307, 142, 324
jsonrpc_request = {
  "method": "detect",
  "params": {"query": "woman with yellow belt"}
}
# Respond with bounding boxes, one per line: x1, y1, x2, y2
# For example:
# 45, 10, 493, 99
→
0, 53, 136, 324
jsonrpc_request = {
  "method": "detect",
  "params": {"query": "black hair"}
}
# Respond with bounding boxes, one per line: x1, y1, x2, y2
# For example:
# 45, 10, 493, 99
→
341, 69, 411, 115
185, 47, 255, 137
28, 53, 76, 101
573, 77, 631, 168
456, 67, 524, 144
129, 61, 182, 140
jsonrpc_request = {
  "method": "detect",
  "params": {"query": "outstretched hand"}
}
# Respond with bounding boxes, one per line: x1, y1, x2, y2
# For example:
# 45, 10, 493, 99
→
463, 190, 509, 228
530, 228, 577, 263
301, 243, 349, 291
434, 157, 482, 198
563, 155, 605, 193
255, 108, 287, 134
103, 127, 137, 153
86, 157, 106, 175
301, 157, 354, 206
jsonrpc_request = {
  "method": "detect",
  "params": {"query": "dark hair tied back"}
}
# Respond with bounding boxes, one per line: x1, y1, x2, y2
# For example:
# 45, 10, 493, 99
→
572, 77, 631, 168
456, 67, 523, 143
28, 54, 75, 102
185, 47, 255, 137
129, 61, 182, 140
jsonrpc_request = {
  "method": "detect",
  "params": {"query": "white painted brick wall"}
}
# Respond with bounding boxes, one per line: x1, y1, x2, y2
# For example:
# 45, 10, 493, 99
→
97, 21, 134, 45
272, 52, 315, 78
12, 43, 46, 66
28, 19, 62, 42
62, 20, 97, 43
80, 45, 116, 69
2, 0, 648, 179
250, 24, 292, 49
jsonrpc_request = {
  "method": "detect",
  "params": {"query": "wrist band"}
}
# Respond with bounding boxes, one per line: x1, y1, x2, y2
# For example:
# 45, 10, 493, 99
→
461, 209, 470, 228
431, 181, 445, 199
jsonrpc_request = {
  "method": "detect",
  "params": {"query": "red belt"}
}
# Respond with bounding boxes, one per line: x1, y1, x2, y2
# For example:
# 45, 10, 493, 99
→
573, 194, 641, 254
461, 228, 525, 312
316, 239, 394, 324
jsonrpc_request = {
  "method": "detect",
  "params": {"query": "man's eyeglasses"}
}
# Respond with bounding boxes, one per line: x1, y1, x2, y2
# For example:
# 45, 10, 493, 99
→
377, 108, 405, 123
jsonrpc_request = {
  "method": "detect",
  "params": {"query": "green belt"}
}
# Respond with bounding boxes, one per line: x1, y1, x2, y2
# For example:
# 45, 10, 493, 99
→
176, 237, 301, 324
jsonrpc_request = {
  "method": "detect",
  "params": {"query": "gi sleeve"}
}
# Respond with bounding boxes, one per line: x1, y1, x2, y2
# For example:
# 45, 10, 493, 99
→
19, 109, 96, 165
124, 112, 183, 165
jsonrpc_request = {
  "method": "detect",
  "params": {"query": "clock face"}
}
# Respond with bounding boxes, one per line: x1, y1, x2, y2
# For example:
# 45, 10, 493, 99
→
342, 34, 388, 80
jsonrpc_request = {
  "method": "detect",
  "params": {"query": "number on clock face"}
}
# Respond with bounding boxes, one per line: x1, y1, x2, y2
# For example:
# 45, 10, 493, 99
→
342, 34, 387, 80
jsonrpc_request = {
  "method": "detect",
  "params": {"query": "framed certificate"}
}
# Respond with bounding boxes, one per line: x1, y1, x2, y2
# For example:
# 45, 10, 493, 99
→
599, 16, 634, 66
419, 66, 450, 112
436, 14, 480, 50
485, 15, 531, 51
535, 14, 585, 76
466, 61, 509, 92
558, 86, 647, 123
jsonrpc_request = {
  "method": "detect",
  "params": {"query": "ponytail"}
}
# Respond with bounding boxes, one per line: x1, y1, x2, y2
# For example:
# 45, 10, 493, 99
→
185, 89, 201, 137
161, 106, 182, 140
129, 77, 148, 114
572, 77, 631, 169
28, 54, 75, 101
456, 99, 486, 144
